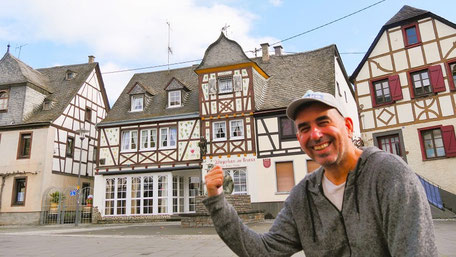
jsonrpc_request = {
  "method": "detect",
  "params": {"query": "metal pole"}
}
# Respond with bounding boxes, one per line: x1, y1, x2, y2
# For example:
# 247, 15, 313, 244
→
75, 136, 85, 226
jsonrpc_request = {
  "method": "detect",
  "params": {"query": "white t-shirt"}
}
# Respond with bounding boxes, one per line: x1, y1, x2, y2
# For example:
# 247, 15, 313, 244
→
322, 174, 346, 211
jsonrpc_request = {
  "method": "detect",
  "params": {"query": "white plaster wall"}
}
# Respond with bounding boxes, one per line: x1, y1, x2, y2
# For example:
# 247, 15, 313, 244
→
362, 120, 456, 195
201, 154, 257, 200
335, 57, 360, 137
253, 154, 309, 203
0, 127, 52, 212
389, 29, 404, 51
419, 19, 436, 42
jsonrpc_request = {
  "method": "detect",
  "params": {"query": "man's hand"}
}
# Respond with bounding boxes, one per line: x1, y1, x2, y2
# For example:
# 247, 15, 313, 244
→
205, 165, 224, 197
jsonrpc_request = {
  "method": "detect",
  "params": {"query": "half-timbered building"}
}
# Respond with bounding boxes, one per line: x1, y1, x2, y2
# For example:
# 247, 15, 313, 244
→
196, 34, 359, 216
95, 67, 202, 218
350, 5, 456, 195
0, 51, 109, 224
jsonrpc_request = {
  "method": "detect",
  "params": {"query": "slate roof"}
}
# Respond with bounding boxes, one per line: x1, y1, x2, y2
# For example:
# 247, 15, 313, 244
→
100, 66, 199, 125
0, 50, 107, 126
24, 62, 99, 123
196, 33, 252, 70
101, 43, 349, 124
350, 5, 456, 82
0, 52, 52, 93
384, 5, 429, 26
253, 45, 339, 111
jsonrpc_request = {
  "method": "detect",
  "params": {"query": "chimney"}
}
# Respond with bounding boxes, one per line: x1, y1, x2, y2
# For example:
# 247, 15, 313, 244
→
274, 45, 283, 56
260, 43, 270, 62
88, 55, 95, 63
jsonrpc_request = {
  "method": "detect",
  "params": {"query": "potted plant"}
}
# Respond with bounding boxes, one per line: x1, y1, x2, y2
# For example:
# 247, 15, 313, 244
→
49, 192, 65, 213
86, 195, 93, 207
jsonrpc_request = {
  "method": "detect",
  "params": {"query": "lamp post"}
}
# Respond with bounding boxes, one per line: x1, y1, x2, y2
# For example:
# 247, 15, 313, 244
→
75, 128, 89, 226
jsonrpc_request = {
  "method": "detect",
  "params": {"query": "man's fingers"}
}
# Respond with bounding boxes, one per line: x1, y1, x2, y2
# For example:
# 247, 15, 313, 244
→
205, 165, 224, 196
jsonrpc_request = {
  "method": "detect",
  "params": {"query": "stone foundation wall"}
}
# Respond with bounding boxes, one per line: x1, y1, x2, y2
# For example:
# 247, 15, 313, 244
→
183, 194, 264, 227
0, 212, 41, 225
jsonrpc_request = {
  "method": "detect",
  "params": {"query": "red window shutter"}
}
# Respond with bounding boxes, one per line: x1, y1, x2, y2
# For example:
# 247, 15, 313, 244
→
388, 75, 403, 101
429, 65, 446, 93
442, 125, 456, 157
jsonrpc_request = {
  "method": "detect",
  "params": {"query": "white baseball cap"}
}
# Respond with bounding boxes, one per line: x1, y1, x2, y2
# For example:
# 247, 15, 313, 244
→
286, 90, 346, 121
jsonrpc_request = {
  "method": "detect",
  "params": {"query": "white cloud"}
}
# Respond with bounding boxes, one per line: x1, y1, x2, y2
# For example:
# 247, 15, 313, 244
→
269, 0, 283, 7
0, 0, 277, 103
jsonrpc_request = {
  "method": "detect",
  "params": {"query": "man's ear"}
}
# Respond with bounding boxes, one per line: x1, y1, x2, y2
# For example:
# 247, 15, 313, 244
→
344, 116, 354, 138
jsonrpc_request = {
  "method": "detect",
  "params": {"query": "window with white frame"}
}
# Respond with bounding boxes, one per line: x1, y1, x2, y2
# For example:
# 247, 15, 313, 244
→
225, 168, 247, 194
230, 120, 244, 139
168, 90, 181, 107
0, 90, 8, 111
140, 128, 157, 150
116, 177, 127, 215
218, 77, 233, 94
130, 95, 144, 112
121, 130, 138, 151
105, 178, 115, 215
213, 121, 227, 141
143, 176, 154, 214
173, 176, 185, 213
160, 127, 177, 148
131, 177, 141, 215
157, 176, 168, 214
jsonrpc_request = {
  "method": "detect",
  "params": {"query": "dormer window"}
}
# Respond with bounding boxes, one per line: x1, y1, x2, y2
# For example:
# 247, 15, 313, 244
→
0, 90, 9, 111
66, 71, 76, 80
43, 100, 52, 111
168, 90, 181, 108
131, 94, 144, 112
218, 77, 233, 94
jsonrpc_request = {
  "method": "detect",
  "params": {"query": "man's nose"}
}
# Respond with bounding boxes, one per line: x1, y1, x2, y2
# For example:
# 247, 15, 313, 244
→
310, 126, 323, 140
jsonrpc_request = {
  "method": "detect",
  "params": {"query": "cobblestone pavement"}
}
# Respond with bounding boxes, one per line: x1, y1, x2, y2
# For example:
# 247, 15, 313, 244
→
0, 220, 454, 257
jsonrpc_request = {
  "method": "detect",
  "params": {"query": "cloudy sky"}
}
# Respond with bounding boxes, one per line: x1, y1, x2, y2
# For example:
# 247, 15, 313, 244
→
0, 0, 455, 105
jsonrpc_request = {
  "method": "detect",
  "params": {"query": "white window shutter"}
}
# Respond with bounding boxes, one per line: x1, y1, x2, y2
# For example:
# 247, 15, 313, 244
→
209, 78, 217, 95
233, 74, 242, 92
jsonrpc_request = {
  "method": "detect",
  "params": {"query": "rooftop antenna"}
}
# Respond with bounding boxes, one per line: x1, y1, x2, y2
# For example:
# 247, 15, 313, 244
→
221, 23, 230, 37
167, 21, 173, 72
15, 43, 28, 58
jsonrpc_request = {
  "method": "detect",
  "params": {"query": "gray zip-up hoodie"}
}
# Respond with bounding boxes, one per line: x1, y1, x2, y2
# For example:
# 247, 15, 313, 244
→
203, 147, 437, 257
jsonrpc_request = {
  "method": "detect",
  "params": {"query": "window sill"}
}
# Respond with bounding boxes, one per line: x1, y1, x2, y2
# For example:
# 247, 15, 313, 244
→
280, 137, 297, 141
167, 105, 182, 109
120, 150, 137, 154
159, 146, 177, 150
412, 92, 435, 99
139, 148, 157, 152
212, 138, 227, 142
404, 42, 422, 49
373, 101, 394, 108
11, 203, 25, 206
129, 110, 143, 113
230, 137, 245, 141
218, 91, 233, 95
17, 156, 31, 160
423, 156, 453, 161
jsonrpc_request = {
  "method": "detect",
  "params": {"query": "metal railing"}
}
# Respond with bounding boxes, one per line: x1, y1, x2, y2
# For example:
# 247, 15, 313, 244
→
417, 175, 443, 209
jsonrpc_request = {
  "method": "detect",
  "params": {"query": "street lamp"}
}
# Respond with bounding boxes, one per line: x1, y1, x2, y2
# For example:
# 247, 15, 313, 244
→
75, 128, 89, 226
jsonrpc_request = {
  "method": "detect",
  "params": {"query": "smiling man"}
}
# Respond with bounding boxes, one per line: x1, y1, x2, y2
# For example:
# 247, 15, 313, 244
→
204, 91, 437, 256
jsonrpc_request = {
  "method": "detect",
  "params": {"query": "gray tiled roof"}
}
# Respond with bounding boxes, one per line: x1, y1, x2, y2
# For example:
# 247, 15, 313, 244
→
23, 62, 99, 123
254, 45, 337, 111
196, 33, 252, 70
102, 44, 341, 124
384, 5, 429, 26
100, 66, 199, 124
0, 52, 52, 93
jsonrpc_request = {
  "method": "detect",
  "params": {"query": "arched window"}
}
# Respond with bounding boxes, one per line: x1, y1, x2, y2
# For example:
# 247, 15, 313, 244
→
0, 90, 9, 111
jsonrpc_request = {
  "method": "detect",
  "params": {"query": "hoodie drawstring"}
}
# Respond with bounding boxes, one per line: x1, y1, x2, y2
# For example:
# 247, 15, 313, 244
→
306, 180, 317, 242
